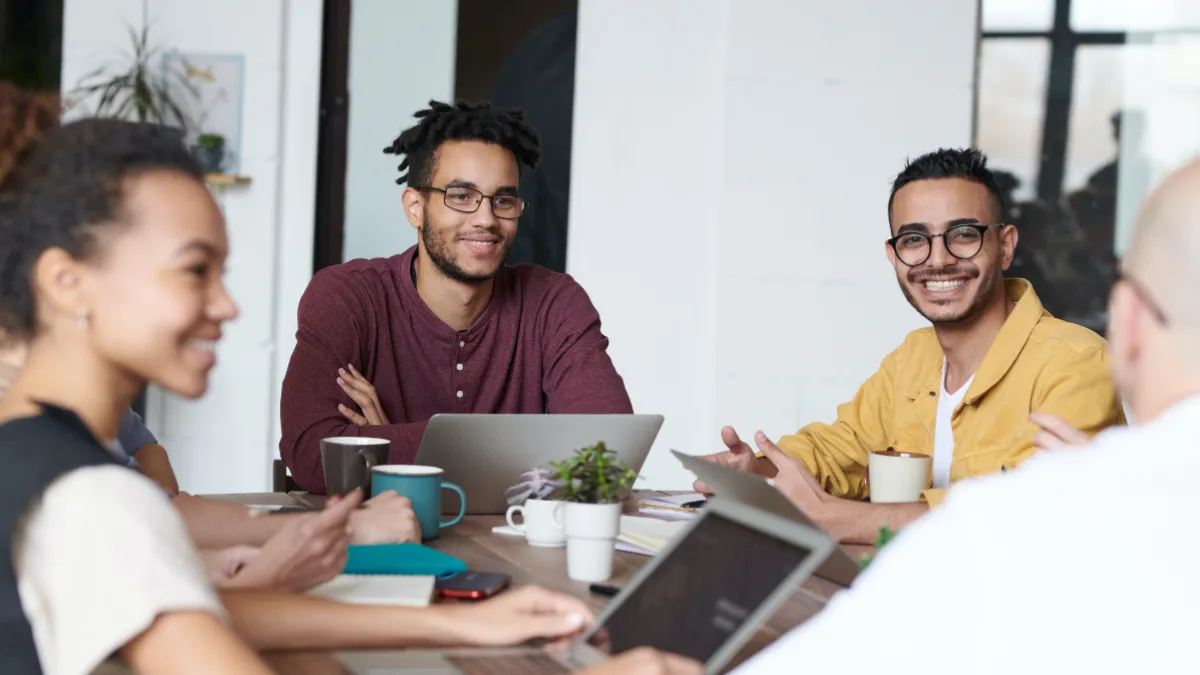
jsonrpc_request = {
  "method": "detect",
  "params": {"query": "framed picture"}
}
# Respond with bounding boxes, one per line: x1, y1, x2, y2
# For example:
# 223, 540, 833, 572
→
161, 50, 245, 175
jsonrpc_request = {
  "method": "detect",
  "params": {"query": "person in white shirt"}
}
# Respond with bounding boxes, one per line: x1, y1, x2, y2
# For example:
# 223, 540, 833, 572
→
731, 159, 1200, 674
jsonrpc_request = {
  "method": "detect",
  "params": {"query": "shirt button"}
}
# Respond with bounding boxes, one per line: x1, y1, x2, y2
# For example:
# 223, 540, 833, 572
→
459, 340, 465, 348
456, 390, 463, 398
456, 363, 463, 371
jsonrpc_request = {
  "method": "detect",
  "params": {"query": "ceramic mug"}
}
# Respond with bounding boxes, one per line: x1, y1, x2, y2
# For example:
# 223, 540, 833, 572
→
371, 465, 466, 540
320, 437, 389, 496
505, 499, 567, 547
867, 449, 932, 503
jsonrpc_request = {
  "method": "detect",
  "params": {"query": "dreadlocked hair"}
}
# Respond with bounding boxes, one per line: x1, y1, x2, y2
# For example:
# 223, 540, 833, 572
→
0, 82, 60, 186
382, 100, 541, 187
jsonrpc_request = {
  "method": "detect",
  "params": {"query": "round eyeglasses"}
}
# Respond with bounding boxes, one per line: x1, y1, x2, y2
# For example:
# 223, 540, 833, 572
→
887, 223, 1000, 267
416, 185, 525, 219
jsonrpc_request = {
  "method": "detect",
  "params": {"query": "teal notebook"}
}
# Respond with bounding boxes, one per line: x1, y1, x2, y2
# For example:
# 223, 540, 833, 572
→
343, 543, 468, 578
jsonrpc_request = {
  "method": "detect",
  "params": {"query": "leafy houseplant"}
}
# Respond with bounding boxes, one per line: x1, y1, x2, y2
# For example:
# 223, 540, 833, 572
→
548, 441, 639, 504
546, 442, 639, 583
69, 24, 198, 130
857, 526, 897, 570
192, 133, 226, 173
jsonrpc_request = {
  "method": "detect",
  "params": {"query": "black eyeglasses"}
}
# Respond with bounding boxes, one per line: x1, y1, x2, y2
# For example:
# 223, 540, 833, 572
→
1115, 271, 1169, 325
887, 223, 1001, 267
414, 185, 525, 219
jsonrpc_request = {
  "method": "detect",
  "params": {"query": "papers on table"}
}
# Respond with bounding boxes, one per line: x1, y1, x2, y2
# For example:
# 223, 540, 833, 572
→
615, 516, 689, 556
308, 574, 435, 607
635, 492, 706, 520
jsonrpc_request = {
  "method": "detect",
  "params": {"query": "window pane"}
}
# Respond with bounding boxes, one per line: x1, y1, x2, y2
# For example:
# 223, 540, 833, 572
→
976, 39, 1051, 203
982, 0, 1054, 32
1072, 0, 1200, 32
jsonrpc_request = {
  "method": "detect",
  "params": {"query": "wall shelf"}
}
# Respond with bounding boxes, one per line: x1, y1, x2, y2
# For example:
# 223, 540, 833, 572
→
205, 173, 252, 186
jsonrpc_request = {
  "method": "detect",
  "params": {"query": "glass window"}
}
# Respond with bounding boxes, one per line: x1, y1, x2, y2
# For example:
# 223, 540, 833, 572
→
976, 39, 1051, 203
1072, 0, 1200, 32
982, 0, 1055, 32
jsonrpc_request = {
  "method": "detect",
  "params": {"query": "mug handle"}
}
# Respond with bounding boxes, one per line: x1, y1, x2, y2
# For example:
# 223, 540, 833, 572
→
505, 505, 526, 532
357, 448, 379, 471
552, 502, 566, 528
440, 483, 467, 528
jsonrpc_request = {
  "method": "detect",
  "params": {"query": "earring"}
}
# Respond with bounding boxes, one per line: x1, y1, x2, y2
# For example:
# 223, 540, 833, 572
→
75, 307, 90, 330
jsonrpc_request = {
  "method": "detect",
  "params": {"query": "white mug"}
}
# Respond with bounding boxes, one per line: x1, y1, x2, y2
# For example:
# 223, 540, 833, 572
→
505, 499, 567, 547
867, 449, 932, 503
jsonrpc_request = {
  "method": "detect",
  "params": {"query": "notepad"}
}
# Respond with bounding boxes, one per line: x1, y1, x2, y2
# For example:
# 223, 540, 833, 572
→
343, 543, 468, 578
636, 493, 705, 520
615, 516, 689, 556
309, 574, 435, 607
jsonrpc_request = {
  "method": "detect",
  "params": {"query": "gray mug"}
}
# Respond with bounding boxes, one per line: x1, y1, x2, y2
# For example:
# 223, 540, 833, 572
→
320, 437, 390, 496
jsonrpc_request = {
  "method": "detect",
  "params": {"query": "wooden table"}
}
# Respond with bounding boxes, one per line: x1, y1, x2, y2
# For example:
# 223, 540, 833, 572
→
213, 492, 859, 673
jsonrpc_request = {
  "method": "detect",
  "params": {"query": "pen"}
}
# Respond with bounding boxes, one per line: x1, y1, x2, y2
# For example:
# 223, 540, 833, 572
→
588, 583, 621, 597
680, 499, 707, 509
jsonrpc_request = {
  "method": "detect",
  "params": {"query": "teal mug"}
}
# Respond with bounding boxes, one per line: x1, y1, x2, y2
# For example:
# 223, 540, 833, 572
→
371, 465, 466, 540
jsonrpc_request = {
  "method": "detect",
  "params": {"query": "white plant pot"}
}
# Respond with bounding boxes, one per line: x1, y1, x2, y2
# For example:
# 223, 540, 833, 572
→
554, 501, 621, 582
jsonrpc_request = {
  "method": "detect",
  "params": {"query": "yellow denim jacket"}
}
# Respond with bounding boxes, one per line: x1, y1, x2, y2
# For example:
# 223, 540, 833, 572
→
777, 279, 1125, 507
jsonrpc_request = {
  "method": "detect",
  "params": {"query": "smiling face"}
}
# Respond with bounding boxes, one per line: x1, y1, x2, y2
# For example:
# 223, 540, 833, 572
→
71, 170, 239, 398
407, 140, 520, 284
886, 177, 1017, 325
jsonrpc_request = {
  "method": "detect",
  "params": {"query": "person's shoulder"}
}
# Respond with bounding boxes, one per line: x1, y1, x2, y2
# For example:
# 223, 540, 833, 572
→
42, 465, 171, 518
505, 263, 594, 307
307, 255, 404, 296
889, 326, 941, 373
1027, 313, 1109, 354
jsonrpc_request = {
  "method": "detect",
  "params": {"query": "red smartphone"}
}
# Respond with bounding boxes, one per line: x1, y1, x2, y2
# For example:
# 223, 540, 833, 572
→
435, 571, 512, 600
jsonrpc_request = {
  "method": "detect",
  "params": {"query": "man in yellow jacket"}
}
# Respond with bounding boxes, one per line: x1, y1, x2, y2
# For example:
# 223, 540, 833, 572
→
694, 148, 1125, 543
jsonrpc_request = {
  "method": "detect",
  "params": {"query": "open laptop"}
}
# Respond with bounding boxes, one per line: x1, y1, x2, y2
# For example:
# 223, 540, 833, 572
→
342, 493, 836, 674
672, 449, 861, 588
413, 414, 663, 515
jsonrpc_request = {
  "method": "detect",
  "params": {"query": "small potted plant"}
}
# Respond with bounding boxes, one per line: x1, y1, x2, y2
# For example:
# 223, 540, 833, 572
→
192, 133, 225, 173
546, 441, 638, 582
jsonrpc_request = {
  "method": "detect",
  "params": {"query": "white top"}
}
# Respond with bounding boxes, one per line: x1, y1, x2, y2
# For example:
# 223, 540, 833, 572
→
932, 359, 974, 489
15, 466, 224, 675
733, 395, 1200, 675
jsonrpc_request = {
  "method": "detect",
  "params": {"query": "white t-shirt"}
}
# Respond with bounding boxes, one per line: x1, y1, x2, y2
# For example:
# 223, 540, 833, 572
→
15, 466, 224, 675
734, 395, 1200, 675
932, 359, 974, 489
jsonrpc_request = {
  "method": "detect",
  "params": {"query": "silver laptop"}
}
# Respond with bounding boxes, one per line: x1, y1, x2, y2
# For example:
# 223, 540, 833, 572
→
413, 414, 663, 515
672, 449, 861, 588
340, 494, 837, 674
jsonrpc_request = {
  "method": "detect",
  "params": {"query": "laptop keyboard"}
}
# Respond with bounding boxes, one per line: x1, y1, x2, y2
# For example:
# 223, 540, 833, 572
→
447, 653, 572, 675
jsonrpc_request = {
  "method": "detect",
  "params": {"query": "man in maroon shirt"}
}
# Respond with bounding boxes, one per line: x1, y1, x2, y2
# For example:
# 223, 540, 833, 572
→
279, 100, 633, 493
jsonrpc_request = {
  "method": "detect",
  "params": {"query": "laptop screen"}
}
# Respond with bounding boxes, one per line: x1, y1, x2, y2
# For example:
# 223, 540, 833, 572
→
584, 511, 812, 663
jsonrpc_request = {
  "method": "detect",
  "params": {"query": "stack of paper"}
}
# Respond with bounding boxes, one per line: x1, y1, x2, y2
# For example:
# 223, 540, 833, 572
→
308, 574, 435, 607
635, 493, 706, 520
615, 516, 689, 556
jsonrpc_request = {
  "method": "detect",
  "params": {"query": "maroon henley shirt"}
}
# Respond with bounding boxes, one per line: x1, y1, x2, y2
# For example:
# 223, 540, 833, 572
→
279, 246, 633, 493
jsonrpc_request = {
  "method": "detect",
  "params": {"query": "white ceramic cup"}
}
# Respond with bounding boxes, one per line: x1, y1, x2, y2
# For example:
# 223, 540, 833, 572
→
505, 499, 567, 548
867, 450, 932, 503
554, 502, 620, 582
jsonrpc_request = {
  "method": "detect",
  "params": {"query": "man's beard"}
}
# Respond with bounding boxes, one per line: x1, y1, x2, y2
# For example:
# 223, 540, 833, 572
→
419, 214, 510, 284
899, 264, 1002, 325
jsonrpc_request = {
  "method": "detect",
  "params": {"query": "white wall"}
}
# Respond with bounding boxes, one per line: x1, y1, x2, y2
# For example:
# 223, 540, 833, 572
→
569, 0, 979, 489
61, 0, 322, 493
341, 0, 457, 262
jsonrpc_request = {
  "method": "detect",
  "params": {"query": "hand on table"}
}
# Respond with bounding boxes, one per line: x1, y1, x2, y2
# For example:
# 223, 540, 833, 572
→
435, 585, 593, 646
1030, 412, 1089, 450
580, 648, 703, 675
349, 490, 421, 544
336, 363, 389, 426
691, 426, 772, 493
223, 489, 362, 592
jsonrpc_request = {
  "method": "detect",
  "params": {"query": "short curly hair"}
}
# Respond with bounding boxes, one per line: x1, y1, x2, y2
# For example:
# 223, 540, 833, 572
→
383, 99, 541, 187
0, 119, 204, 340
0, 82, 59, 186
